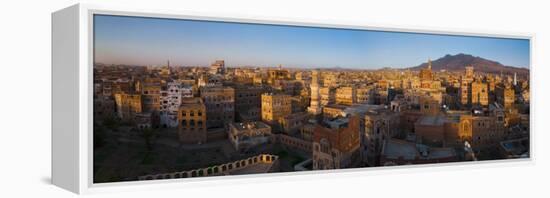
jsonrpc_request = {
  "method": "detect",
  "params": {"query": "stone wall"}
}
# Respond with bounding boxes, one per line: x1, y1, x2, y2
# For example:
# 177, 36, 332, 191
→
138, 154, 279, 180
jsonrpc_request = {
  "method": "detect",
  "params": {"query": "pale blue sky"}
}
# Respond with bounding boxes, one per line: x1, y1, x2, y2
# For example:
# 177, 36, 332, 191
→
94, 14, 530, 69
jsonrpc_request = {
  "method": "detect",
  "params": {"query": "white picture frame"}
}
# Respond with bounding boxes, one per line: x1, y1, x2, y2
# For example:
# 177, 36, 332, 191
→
52, 3, 534, 194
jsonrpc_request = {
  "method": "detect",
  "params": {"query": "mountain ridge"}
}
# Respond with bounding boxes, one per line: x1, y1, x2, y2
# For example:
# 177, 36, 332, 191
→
409, 53, 529, 76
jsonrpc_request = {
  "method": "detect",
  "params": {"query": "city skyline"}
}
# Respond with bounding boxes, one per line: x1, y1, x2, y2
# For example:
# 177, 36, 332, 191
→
91, 12, 530, 184
94, 15, 530, 69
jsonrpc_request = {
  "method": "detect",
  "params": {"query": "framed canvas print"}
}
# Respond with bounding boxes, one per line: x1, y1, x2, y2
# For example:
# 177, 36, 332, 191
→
52, 3, 533, 194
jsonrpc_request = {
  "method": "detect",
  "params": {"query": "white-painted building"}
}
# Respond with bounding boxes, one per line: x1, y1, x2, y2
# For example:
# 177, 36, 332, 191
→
160, 82, 193, 128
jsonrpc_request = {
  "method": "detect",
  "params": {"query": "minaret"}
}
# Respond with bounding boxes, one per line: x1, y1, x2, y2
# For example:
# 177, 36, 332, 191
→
307, 69, 322, 115
419, 58, 433, 80
166, 59, 171, 74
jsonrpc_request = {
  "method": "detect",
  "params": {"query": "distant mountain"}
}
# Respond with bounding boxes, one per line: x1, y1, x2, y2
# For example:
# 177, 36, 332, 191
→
409, 53, 529, 76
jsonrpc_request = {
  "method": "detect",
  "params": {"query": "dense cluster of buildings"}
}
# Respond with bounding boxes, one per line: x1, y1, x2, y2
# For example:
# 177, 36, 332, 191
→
94, 58, 530, 177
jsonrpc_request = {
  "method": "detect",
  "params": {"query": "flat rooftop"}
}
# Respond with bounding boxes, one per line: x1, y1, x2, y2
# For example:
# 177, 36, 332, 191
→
416, 115, 446, 126
322, 117, 349, 129
383, 139, 456, 160
343, 104, 385, 116
500, 137, 529, 155
231, 121, 271, 131
283, 112, 308, 119
324, 104, 350, 110
383, 139, 418, 160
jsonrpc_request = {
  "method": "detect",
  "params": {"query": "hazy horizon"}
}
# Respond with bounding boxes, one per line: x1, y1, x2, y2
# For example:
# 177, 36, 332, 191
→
94, 15, 530, 69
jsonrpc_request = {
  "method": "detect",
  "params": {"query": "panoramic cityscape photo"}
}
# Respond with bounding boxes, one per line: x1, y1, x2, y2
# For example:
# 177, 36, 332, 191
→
92, 14, 530, 183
